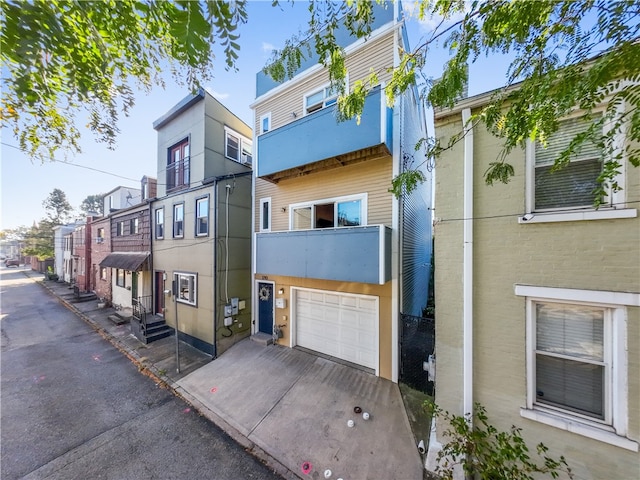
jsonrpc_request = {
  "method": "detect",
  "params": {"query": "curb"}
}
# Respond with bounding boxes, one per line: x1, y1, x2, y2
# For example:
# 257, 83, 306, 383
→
29, 273, 297, 480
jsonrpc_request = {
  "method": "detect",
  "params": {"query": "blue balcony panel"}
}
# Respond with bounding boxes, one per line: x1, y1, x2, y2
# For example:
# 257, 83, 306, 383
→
256, 225, 392, 285
257, 88, 393, 181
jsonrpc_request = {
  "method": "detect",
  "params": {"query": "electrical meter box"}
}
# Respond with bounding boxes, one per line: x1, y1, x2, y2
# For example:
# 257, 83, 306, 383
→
224, 304, 233, 316
275, 298, 287, 309
231, 297, 239, 315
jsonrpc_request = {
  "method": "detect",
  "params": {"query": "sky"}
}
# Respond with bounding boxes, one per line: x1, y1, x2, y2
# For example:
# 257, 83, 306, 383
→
0, 1, 511, 232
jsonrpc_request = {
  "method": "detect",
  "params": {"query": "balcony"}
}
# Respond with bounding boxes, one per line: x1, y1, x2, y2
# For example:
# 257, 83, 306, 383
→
256, 225, 391, 285
166, 156, 190, 192
257, 87, 393, 182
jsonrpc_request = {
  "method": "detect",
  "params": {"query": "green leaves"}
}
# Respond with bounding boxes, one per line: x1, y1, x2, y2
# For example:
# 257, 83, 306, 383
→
1, 0, 248, 160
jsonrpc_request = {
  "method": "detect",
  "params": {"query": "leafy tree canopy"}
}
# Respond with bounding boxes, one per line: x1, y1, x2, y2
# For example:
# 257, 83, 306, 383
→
80, 194, 105, 215
1, 0, 247, 160
266, 0, 640, 201
42, 188, 74, 225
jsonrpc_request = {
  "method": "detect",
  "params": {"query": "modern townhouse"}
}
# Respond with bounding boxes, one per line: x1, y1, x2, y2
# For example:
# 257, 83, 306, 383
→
151, 89, 253, 357
251, 1, 432, 382
102, 185, 142, 213
429, 85, 639, 477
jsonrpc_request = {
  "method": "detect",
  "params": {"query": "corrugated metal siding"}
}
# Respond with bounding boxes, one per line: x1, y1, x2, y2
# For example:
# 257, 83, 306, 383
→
255, 155, 393, 232
399, 90, 433, 317
254, 32, 395, 135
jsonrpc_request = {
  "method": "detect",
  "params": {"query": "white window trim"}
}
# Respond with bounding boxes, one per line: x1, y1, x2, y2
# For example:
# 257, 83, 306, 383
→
260, 197, 271, 233
521, 106, 636, 224
173, 203, 184, 239
174, 271, 197, 306
288, 193, 368, 230
259, 112, 271, 135
195, 196, 209, 237
515, 284, 639, 452
224, 126, 252, 165
155, 207, 164, 240
302, 81, 341, 116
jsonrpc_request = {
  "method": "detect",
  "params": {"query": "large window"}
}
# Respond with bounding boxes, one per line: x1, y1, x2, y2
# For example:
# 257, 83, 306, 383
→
155, 208, 164, 239
167, 138, 190, 192
225, 127, 252, 166
173, 203, 184, 238
290, 194, 366, 230
304, 84, 338, 114
516, 285, 637, 451
195, 196, 209, 236
175, 272, 197, 306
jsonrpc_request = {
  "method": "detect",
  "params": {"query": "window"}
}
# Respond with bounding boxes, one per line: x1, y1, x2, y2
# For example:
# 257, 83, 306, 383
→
116, 221, 125, 236
260, 113, 271, 134
167, 138, 190, 192
522, 110, 636, 223
130, 218, 139, 235
516, 285, 638, 451
225, 127, 252, 165
260, 198, 271, 232
173, 203, 184, 238
290, 194, 366, 230
100, 267, 107, 281
116, 269, 125, 287
304, 84, 338, 114
175, 272, 197, 306
196, 196, 209, 236
96, 228, 104, 243
155, 208, 164, 239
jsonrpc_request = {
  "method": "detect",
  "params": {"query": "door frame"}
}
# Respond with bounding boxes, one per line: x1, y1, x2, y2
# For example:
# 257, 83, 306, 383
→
255, 280, 275, 335
154, 270, 165, 316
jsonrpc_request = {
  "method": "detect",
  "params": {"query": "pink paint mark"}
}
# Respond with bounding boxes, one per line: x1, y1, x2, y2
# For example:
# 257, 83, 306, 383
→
301, 462, 313, 475
210, 387, 218, 394
33, 375, 46, 383
92, 354, 102, 362
183, 408, 191, 414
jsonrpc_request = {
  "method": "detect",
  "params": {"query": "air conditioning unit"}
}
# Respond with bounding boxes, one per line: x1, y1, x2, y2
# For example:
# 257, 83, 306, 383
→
95, 237, 104, 244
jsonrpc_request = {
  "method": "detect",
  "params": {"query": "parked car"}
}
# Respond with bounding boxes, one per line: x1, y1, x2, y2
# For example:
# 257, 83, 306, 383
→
5, 258, 20, 267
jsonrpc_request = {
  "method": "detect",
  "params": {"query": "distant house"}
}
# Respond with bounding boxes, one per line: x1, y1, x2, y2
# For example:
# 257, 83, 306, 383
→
151, 89, 253, 356
52, 222, 82, 279
429, 84, 639, 477
102, 185, 142, 214
251, 1, 432, 381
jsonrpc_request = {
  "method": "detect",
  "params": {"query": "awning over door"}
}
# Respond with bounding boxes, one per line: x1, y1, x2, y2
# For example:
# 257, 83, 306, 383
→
99, 252, 150, 271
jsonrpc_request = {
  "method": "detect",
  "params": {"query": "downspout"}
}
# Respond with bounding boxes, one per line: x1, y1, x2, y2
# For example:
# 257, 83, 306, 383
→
212, 178, 219, 359
462, 108, 474, 422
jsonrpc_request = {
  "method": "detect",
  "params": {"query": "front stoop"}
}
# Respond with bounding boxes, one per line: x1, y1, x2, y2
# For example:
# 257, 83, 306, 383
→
108, 310, 131, 326
131, 315, 173, 344
250, 332, 274, 346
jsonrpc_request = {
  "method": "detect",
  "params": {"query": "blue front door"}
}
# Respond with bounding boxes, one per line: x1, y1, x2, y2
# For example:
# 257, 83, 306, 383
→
258, 282, 274, 334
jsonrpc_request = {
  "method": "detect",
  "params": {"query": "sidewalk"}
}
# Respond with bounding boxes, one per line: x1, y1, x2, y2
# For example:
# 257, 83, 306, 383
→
30, 271, 425, 480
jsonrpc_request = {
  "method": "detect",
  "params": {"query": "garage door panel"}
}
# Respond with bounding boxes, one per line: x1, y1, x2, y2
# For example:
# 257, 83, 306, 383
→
295, 289, 378, 371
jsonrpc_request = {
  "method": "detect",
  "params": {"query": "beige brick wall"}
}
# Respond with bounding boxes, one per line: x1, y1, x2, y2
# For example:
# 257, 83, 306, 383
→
434, 110, 640, 479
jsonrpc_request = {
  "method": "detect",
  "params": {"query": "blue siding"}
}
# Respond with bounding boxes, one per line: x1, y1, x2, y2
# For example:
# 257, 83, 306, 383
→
256, 226, 391, 284
257, 88, 391, 177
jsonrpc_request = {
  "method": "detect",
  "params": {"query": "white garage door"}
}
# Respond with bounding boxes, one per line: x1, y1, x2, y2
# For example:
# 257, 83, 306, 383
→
294, 288, 378, 371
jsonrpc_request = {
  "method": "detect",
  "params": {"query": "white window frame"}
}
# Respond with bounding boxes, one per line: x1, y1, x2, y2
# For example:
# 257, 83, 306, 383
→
195, 196, 209, 237
303, 83, 339, 115
260, 197, 271, 232
155, 207, 164, 240
515, 285, 639, 451
521, 106, 636, 224
175, 271, 197, 306
288, 193, 367, 230
260, 113, 271, 135
224, 126, 252, 166
173, 203, 184, 239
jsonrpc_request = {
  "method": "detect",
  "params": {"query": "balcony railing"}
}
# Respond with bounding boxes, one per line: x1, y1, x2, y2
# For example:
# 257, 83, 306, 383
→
257, 87, 392, 181
166, 156, 190, 192
256, 225, 391, 285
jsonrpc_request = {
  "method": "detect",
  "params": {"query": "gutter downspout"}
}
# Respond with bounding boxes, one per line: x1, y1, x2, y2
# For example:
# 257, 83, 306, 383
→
213, 178, 219, 360
462, 108, 474, 423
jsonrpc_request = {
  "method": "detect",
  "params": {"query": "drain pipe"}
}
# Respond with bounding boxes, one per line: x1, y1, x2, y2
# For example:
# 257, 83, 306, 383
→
462, 107, 474, 424
212, 177, 219, 360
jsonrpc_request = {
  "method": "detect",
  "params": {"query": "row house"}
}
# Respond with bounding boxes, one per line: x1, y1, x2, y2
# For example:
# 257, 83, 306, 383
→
430, 82, 639, 477
52, 221, 82, 280
150, 89, 253, 356
251, 1, 432, 381
72, 216, 97, 293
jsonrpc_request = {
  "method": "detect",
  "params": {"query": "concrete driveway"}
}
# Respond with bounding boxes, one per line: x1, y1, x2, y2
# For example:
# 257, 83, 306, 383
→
176, 339, 423, 480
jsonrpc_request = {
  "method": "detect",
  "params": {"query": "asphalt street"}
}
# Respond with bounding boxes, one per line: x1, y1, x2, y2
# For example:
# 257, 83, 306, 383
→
0, 266, 284, 480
